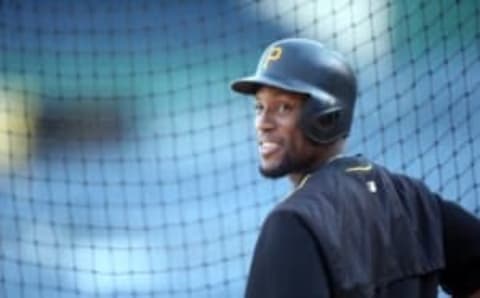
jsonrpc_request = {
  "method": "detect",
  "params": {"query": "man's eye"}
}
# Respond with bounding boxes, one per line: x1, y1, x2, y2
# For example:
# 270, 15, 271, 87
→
254, 103, 264, 113
278, 103, 293, 113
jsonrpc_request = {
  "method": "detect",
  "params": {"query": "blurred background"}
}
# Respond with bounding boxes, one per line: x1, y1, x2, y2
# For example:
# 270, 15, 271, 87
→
0, 0, 478, 297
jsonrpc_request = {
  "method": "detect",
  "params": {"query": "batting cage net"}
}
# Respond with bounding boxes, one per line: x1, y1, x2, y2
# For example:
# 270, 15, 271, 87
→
0, 0, 479, 297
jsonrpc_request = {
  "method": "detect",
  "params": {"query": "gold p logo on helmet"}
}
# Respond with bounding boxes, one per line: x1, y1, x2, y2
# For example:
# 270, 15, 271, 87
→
262, 46, 283, 69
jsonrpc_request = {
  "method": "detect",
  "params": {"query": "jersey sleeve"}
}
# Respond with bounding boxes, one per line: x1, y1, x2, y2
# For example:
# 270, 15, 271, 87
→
245, 210, 331, 298
439, 200, 480, 297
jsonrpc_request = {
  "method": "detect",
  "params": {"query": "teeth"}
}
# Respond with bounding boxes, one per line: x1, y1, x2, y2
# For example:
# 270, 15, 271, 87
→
259, 142, 279, 155
262, 142, 277, 149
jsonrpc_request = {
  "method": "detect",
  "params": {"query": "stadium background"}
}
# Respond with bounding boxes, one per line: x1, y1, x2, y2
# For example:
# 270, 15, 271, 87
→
0, 0, 478, 297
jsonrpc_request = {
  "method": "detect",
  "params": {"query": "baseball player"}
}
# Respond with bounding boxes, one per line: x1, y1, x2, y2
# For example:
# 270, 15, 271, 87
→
231, 38, 480, 298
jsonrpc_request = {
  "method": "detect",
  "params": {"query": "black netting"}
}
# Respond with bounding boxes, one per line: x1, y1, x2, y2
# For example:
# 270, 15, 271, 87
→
0, 1, 478, 297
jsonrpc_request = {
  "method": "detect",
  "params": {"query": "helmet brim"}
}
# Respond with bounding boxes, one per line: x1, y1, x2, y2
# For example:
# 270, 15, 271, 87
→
230, 75, 297, 95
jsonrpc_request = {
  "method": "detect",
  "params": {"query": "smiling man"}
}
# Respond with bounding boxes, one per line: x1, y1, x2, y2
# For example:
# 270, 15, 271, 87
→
231, 38, 480, 298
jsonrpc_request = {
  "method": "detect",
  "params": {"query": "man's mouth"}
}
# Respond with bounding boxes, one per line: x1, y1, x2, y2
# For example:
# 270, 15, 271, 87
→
259, 141, 281, 156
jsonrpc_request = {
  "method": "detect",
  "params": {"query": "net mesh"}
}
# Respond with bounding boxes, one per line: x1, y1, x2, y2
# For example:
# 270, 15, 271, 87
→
0, 0, 479, 297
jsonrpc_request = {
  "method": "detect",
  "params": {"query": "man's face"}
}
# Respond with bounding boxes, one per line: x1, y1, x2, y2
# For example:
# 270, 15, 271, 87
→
255, 86, 318, 178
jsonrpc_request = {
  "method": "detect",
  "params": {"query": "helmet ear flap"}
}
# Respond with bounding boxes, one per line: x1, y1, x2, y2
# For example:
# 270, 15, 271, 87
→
315, 110, 341, 130
300, 97, 346, 144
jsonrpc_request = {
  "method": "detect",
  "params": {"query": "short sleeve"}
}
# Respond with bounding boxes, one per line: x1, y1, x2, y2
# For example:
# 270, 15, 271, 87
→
439, 200, 480, 296
245, 210, 331, 298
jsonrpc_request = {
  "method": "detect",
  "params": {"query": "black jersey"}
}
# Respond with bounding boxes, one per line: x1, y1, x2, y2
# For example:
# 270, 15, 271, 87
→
245, 155, 480, 298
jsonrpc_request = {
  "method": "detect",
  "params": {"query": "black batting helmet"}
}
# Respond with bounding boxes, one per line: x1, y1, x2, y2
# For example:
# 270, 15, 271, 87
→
231, 38, 357, 144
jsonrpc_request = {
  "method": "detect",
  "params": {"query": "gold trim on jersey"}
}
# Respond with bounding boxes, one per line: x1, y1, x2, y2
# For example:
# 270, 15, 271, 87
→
345, 164, 373, 173
281, 174, 311, 201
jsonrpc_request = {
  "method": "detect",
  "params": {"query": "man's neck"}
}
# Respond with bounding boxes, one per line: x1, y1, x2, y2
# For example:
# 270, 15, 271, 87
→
288, 154, 343, 187
288, 139, 346, 187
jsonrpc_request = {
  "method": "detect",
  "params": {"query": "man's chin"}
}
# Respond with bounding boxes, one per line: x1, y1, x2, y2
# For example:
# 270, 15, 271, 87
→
259, 165, 289, 179
258, 155, 314, 179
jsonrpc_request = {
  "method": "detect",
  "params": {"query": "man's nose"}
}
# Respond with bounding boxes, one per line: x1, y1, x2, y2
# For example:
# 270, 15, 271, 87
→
255, 110, 276, 132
